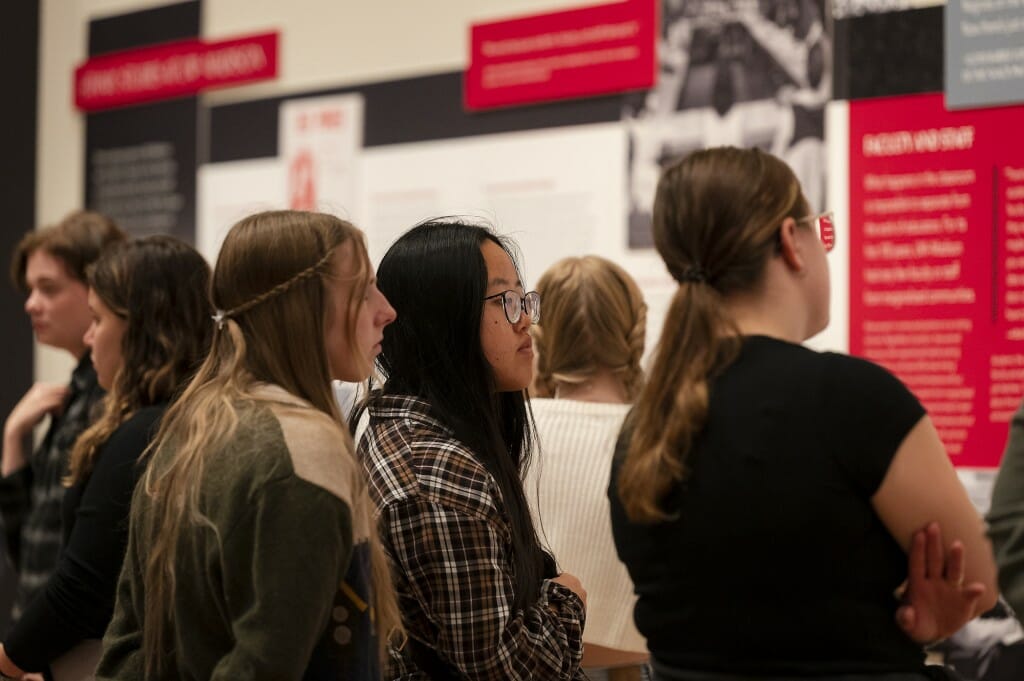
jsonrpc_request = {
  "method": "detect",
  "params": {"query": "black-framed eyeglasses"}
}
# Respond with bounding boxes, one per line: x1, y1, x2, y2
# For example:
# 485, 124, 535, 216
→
483, 290, 541, 325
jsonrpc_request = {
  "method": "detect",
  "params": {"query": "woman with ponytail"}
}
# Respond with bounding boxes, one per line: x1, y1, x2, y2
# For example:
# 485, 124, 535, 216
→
526, 256, 648, 680
357, 220, 587, 680
609, 147, 997, 680
96, 211, 402, 681
0, 236, 210, 680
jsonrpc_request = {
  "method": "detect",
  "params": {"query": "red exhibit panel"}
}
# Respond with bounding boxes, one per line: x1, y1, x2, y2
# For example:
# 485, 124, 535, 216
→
465, 0, 656, 110
75, 32, 278, 112
849, 92, 1024, 468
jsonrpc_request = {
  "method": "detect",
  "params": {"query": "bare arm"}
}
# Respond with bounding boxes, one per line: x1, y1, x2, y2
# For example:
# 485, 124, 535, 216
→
872, 415, 998, 615
1, 433, 27, 479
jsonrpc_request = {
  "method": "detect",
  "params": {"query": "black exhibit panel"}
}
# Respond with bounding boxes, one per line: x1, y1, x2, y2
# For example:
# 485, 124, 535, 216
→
0, 0, 40, 633
833, 5, 944, 101
84, 1, 201, 242
210, 71, 627, 163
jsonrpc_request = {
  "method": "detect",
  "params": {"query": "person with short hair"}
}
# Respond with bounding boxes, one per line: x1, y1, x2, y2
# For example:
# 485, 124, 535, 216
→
609, 147, 996, 680
0, 235, 212, 679
527, 255, 649, 681
1, 211, 125, 629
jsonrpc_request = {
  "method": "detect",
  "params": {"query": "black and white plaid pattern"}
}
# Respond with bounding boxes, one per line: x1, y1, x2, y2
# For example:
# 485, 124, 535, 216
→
359, 395, 586, 680
0, 354, 103, 627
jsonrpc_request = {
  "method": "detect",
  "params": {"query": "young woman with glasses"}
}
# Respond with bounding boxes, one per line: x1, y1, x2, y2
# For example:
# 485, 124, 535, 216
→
356, 220, 588, 680
609, 147, 996, 681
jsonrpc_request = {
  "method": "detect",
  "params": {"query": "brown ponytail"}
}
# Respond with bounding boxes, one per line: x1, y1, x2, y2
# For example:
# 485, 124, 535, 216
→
617, 147, 805, 522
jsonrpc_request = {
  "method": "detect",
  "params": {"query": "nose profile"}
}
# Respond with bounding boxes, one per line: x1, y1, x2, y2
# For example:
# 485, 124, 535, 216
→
516, 308, 532, 330
379, 292, 397, 327
24, 289, 41, 315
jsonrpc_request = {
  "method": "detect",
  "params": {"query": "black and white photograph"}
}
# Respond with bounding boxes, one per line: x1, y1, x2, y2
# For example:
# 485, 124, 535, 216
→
625, 0, 831, 248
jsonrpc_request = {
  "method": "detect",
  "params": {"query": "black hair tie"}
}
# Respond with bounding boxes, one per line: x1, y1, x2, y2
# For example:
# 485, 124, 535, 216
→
679, 266, 709, 284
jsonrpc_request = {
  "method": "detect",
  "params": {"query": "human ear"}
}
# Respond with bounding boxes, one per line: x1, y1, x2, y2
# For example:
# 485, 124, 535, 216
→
777, 217, 805, 273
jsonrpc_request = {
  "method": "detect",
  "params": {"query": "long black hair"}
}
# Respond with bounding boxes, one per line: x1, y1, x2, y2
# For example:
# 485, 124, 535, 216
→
370, 219, 546, 611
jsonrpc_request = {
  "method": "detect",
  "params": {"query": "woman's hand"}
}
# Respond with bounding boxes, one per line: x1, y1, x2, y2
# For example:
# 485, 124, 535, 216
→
3, 383, 68, 476
896, 521, 988, 643
5, 383, 68, 439
552, 572, 587, 609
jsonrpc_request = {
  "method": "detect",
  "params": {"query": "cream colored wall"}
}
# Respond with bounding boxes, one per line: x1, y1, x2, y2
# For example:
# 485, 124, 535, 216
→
203, 0, 579, 104
34, 0, 582, 382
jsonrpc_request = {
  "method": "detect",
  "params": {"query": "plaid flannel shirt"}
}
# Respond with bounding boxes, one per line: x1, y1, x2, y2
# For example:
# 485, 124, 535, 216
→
0, 353, 103, 627
358, 395, 586, 681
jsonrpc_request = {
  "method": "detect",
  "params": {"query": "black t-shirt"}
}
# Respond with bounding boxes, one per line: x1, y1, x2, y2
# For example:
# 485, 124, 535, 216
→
609, 336, 927, 675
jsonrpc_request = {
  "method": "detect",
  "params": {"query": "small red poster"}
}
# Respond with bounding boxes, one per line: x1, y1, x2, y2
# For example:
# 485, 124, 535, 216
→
465, 0, 657, 111
849, 92, 1024, 468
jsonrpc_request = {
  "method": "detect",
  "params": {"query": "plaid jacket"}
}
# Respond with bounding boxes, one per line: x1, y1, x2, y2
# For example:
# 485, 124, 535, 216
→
0, 354, 103, 627
358, 395, 586, 680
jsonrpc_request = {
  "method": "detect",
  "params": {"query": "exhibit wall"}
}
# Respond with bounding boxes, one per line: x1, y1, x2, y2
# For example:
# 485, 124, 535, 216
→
33, 0, 580, 381
1, 0, 40, 454
36, 0, 838, 373
21, 0, 1024, 675
33, 0, 1024, 478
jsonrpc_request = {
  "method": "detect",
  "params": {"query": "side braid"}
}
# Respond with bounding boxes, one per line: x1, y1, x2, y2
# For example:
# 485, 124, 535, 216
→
220, 247, 334, 321
603, 275, 648, 401
529, 326, 557, 398
621, 301, 647, 400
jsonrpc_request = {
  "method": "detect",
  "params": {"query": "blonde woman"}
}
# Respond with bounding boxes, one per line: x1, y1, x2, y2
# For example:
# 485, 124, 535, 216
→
527, 256, 648, 681
610, 147, 996, 681
96, 211, 401, 680
0, 236, 211, 680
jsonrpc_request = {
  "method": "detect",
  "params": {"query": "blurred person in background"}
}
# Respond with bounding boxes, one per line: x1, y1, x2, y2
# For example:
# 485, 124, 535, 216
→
528, 255, 649, 681
0, 236, 211, 679
1, 212, 125, 633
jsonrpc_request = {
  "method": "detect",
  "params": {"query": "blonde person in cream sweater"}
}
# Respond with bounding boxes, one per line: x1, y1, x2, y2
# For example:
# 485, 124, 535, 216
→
527, 255, 649, 681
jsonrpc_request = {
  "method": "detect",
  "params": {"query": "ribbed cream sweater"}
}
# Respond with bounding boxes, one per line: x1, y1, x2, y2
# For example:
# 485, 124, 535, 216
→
526, 397, 646, 653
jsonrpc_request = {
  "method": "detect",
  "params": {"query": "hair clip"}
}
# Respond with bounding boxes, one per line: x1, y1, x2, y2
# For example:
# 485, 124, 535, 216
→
212, 310, 226, 330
